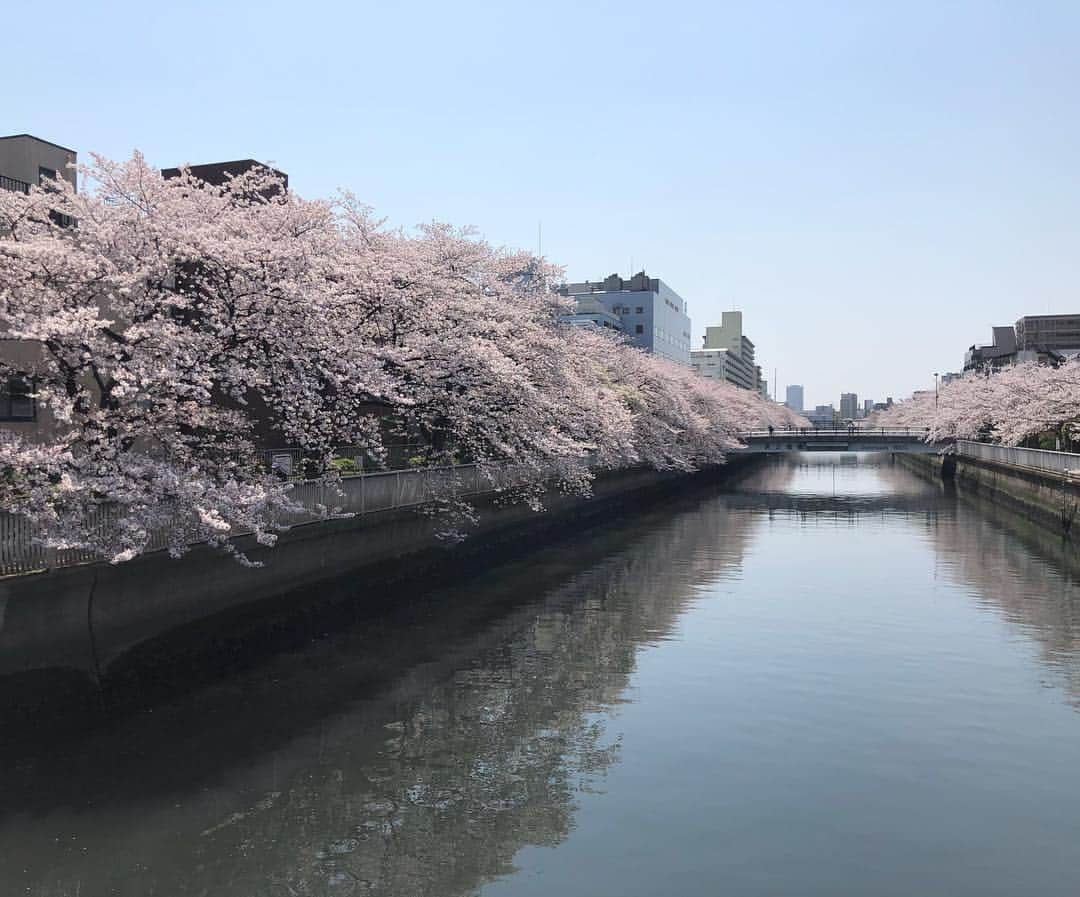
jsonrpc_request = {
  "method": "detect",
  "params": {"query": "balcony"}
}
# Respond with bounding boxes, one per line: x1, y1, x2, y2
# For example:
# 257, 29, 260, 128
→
0, 173, 31, 194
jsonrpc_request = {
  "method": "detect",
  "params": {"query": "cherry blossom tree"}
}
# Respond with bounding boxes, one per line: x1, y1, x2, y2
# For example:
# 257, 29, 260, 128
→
875, 361, 1080, 447
0, 152, 799, 564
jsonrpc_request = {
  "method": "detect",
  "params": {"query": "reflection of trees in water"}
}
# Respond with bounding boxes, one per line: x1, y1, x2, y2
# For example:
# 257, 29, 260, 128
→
924, 494, 1080, 707
4, 496, 759, 897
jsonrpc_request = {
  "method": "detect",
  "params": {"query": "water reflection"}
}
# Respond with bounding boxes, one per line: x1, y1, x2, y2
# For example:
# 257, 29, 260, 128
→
6, 456, 1080, 896
0, 488, 762, 896
926, 488, 1080, 708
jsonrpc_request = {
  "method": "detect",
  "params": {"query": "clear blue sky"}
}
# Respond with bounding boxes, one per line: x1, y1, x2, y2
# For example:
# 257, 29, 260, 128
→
11, 0, 1080, 407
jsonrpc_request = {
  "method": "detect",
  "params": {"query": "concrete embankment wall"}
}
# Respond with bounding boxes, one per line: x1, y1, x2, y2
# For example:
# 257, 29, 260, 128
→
0, 460, 761, 719
898, 452, 1080, 534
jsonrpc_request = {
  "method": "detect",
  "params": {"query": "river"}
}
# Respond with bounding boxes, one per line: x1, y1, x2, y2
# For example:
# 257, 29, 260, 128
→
4, 454, 1080, 896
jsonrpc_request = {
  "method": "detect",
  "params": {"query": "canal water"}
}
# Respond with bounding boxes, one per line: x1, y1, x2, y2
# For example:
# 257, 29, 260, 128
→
4, 454, 1080, 896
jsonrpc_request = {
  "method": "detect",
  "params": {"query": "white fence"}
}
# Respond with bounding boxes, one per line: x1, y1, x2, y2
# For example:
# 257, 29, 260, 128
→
956, 440, 1080, 476
0, 462, 519, 578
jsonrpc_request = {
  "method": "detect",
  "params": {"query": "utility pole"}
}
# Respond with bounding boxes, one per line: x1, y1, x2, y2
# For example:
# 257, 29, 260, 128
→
934, 372, 940, 407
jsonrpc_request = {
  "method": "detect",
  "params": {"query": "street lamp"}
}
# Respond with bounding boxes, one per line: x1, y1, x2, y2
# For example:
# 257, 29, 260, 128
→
934, 372, 940, 407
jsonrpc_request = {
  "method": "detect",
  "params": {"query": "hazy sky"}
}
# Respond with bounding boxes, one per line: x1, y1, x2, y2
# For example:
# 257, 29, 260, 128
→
10, 0, 1079, 406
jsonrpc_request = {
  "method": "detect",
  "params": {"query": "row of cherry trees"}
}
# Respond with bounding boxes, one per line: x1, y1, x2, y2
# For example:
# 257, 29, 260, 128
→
0, 154, 804, 563
874, 361, 1080, 446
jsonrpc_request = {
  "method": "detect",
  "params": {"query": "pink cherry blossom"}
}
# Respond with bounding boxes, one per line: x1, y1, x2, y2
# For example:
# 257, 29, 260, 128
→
873, 361, 1080, 446
0, 153, 803, 563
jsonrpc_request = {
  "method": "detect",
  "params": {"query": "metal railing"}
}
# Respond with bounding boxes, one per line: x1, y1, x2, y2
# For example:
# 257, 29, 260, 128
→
0, 173, 31, 195
256, 443, 430, 481
0, 460, 525, 578
956, 440, 1080, 476
740, 427, 933, 439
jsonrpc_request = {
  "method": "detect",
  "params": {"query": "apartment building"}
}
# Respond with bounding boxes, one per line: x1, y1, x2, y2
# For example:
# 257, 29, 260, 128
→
691, 311, 758, 390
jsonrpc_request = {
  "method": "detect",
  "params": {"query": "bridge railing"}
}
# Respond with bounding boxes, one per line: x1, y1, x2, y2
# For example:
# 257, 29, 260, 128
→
956, 441, 1080, 476
739, 427, 932, 439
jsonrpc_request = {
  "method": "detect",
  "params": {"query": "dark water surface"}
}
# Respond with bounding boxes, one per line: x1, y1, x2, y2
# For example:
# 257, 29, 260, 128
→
5, 455, 1080, 896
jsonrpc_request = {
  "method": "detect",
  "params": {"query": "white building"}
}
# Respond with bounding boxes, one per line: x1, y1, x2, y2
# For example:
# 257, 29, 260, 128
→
558, 272, 692, 365
691, 348, 730, 382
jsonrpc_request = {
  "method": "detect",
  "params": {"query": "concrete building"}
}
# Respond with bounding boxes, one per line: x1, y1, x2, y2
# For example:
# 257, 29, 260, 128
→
0, 133, 77, 195
964, 326, 1018, 372
805, 404, 836, 427
941, 372, 962, 385
1, 135, 79, 434
557, 296, 625, 333
840, 393, 859, 420
558, 272, 692, 365
1014, 314, 1080, 356
691, 311, 757, 390
863, 399, 874, 417
691, 348, 730, 382
785, 384, 804, 413
161, 159, 289, 198
2, 144, 290, 441
964, 316, 1080, 373
756, 366, 768, 398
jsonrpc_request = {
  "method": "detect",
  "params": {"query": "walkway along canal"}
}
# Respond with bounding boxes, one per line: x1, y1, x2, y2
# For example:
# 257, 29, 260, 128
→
4, 453, 1080, 895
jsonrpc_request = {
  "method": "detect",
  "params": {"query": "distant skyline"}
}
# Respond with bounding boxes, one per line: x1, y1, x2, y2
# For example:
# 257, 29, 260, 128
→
10, 0, 1079, 407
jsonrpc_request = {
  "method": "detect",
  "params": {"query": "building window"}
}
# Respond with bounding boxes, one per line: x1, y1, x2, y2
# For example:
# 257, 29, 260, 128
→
635, 306, 644, 314
635, 324, 644, 334
0, 376, 36, 421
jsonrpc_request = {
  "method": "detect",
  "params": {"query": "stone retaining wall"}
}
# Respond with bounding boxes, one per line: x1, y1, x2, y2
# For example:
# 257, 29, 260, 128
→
0, 460, 762, 721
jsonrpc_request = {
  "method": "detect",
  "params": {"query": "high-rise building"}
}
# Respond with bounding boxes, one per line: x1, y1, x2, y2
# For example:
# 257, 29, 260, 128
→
691, 310, 757, 390
785, 385, 804, 412
863, 399, 874, 417
840, 393, 859, 420
558, 272, 692, 365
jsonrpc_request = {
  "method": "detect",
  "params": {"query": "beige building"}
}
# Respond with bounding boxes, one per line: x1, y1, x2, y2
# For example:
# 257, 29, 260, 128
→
690, 310, 759, 391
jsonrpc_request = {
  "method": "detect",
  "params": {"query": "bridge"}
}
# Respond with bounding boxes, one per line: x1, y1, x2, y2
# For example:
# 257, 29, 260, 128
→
735, 427, 951, 454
